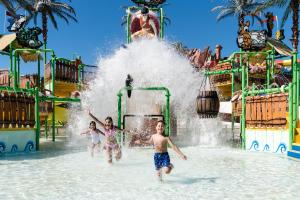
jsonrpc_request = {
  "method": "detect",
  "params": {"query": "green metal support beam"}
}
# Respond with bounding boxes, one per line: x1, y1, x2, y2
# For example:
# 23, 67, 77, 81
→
204, 68, 242, 76
34, 88, 40, 150
117, 86, 171, 137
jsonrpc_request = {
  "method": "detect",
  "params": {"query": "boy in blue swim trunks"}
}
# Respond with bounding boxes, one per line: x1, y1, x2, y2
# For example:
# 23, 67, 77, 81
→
136, 120, 187, 181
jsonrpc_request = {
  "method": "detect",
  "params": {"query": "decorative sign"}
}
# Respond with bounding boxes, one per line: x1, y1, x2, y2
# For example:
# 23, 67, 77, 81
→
16, 27, 43, 49
6, 11, 43, 49
237, 21, 267, 51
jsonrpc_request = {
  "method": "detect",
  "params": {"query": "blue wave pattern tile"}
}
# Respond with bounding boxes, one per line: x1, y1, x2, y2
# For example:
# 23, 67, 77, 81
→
11, 144, 18, 153
274, 143, 287, 153
263, 144, 270, 152
249, 140, 259, 151
24, 141, 35, 152
0, 141, 6, 154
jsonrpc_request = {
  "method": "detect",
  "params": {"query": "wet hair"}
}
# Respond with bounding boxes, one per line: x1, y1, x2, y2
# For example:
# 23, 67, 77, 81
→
105, 116, 114, 129
156, 120, 166, 136
157, 120, 165, 125
105, 116, 113, 123
141, 7, 149, 15
89, 121, 96, 128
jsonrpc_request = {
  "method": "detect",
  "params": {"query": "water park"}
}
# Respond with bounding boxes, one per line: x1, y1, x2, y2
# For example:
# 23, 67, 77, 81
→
0, 0, 300, 199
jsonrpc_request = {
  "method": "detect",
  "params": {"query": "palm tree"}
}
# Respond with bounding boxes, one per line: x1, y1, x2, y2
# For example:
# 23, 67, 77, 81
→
25, 0, 77, 48
257, 0, 299, 51
211, 0, 264, 32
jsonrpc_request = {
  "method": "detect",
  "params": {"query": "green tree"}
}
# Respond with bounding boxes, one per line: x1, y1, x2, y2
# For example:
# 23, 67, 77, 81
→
211, 0, 263, 32
26, 0, 77, 47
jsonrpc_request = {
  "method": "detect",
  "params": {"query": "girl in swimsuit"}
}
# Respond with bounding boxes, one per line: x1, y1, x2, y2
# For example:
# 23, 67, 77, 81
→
88, 112, 122, 164
81, 121, 104, 157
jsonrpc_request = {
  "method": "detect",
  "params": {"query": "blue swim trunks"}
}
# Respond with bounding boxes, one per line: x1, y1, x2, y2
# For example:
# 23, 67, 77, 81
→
154, 152, 170, 170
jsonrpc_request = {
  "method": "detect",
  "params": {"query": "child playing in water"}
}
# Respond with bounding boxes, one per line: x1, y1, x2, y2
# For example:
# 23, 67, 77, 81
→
81, 121, 104, 157
136, 120, 187, 181
88, 111, 122, 164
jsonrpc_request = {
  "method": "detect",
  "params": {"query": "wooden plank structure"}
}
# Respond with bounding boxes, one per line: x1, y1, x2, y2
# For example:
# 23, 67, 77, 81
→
245, 93, 288, 128
45, 60, 79, 84
0, 91, 35, 128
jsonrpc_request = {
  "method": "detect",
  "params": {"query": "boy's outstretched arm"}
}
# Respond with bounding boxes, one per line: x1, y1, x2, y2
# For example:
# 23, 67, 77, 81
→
88, 111, 105, 128
167, 138, 187, 160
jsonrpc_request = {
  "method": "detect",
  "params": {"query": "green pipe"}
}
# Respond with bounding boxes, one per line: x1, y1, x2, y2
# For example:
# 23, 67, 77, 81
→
241, 52, 246, 149
35, 88, 40, 150
231, 60, 235, 138
293, 53, 297, 133
271, 48, 275, 78
296, 57, 299, 129
118, 86, 170, 94
9, 43, 13, 87
51, 56, 56, 142
37, 55, 41, 89
266, 56, 270, 88
160, 8, 164, 39
245, 86, 289, 96
13, 54, 18, 88
288, 83, 293, 149
127, 8, 131, 44
0, 86, 34, 93
165, 92, 170, 136
246, 56, 249, 87
127, 6, 160, 12
40, 96, 81, 103
45, 116, 48, 139
17, 55, 20, 88
117, 93, 122, 129
217, 59, 232, 64
26, 81, 30, 89
205, 68, 242, 76
232, 50, 272, 56
13, 48, 55, 56
117, 93, 122, 144
117, 86, 171, 137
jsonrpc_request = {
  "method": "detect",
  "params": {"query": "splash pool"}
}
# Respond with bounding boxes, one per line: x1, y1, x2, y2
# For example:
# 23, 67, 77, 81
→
1, 142, 300, 200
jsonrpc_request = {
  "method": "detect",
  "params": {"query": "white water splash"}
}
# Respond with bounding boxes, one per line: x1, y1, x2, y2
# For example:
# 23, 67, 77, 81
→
68, 39, 228, 146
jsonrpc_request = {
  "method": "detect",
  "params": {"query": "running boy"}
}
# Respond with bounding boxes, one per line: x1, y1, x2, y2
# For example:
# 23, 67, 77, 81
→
136, 120, 187, 181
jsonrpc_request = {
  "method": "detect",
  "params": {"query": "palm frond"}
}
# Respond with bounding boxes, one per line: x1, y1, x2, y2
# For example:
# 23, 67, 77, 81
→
48, 10, 58, 29
280, 4, 292, 29
217, 9, 234, 21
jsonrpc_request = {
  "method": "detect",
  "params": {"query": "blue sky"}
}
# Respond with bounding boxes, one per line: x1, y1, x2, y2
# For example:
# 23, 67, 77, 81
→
0, 0, 292, 75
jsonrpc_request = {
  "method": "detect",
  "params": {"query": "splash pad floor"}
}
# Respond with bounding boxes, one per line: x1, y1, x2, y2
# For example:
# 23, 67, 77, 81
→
1, 138, 300, 200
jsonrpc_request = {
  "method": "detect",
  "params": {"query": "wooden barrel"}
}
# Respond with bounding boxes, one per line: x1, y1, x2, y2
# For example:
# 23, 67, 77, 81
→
0, 92, 3, 128
196, 91, 220, 118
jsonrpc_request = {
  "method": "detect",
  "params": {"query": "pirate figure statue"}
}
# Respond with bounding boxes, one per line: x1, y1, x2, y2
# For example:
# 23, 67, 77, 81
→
131, 7, 158, 40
